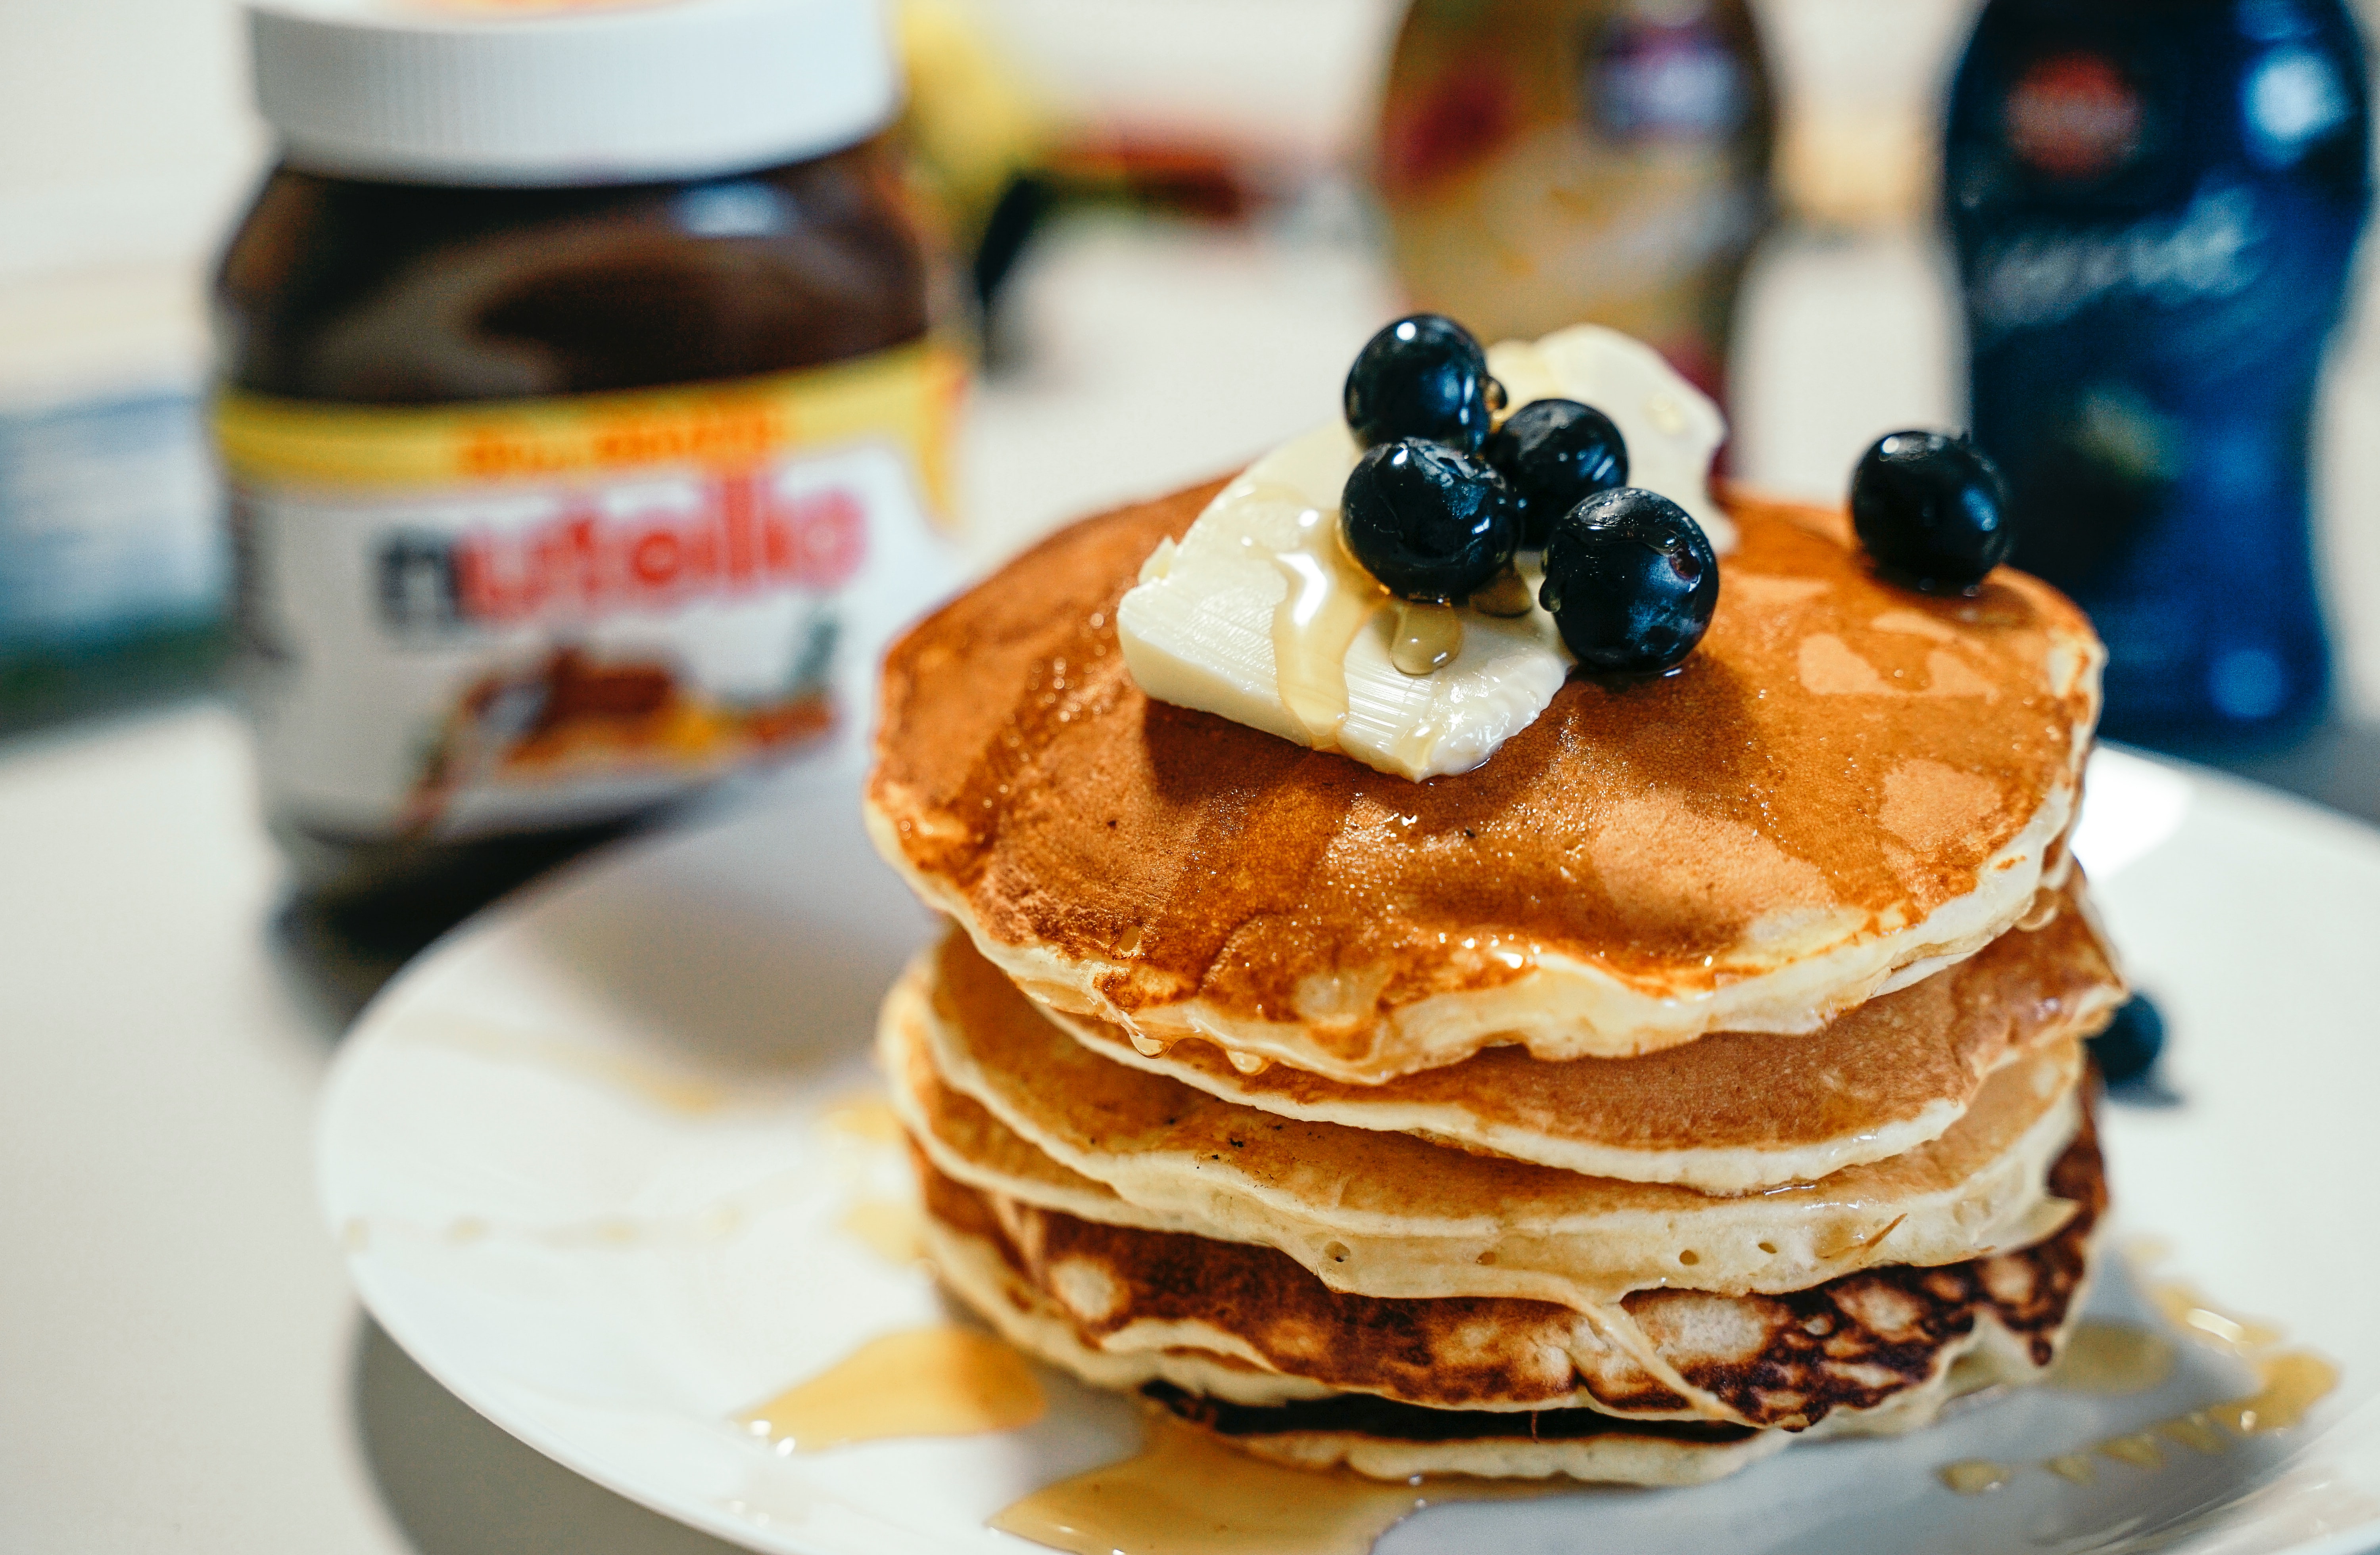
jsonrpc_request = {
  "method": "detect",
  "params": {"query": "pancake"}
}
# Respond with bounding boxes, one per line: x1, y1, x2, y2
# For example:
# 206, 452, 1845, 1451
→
1019, 887, 2121, 1192
882, 949, 2086, 1309
916, 1110, 2103, 1454
866, 482, 2102, 1082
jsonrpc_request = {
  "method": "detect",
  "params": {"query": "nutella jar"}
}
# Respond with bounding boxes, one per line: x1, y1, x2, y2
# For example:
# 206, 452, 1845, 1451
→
213, 0, 959, 912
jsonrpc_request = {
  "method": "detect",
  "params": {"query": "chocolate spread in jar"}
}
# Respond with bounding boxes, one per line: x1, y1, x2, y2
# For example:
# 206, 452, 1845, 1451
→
214, 0, 958, 923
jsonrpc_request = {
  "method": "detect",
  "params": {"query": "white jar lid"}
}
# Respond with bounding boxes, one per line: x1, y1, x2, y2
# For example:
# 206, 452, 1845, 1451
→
247, 0, 898, 186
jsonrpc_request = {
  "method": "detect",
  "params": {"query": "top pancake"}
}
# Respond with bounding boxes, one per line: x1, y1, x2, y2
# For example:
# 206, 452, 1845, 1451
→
868, 482, 2102, 1081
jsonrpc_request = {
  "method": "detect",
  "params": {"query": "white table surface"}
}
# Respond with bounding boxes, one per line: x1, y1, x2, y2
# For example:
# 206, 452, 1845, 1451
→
8, 213, 2380, 1554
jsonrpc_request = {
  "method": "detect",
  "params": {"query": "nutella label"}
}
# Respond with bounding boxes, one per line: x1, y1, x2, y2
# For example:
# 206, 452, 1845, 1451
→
215, 343, 963, 840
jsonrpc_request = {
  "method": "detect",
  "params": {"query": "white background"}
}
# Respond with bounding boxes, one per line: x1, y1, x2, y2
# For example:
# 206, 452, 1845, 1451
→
8, 4, 2380, 1553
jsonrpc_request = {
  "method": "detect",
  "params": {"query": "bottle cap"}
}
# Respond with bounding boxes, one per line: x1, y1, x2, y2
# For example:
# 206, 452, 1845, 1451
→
247, 0, 898, 186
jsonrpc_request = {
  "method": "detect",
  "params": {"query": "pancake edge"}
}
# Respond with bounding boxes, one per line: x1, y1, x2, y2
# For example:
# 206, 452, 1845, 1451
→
863, 763, 2092, 1082
883, 954, 2089, 1309
920, 1196, 2099, 1483
1033, 897, 2125, 1193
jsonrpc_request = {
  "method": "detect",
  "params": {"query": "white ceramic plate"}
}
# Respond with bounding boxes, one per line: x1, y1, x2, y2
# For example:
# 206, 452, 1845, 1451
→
319, 745, 2380, 1555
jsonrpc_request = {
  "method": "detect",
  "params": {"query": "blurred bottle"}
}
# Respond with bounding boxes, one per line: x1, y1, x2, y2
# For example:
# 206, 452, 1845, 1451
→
0, 271, 224, 732
1947, 0, 2371, 743
1374, 0, 1776, 407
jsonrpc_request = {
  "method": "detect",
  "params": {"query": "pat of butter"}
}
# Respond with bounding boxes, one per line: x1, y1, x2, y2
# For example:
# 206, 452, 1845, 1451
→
1117, 325, 1726, 781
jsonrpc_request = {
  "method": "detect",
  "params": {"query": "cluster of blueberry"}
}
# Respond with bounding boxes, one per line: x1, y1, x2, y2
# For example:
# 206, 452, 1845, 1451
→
1336, 314, 2025, 679
1337, 315, 1715, 675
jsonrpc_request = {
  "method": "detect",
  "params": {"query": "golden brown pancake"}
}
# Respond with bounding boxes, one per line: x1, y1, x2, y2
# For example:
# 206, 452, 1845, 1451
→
1004, 887, 2119, 1191
916, 1106, 2102, 1436
866, 484, 2102, 1081
883, 949, 2086, 1309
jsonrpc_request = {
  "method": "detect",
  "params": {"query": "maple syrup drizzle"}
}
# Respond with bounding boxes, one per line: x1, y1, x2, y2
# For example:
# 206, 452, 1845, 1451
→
2044, 1320, 2175, 1395
1940, 1273, 2339, 1495
1389, 601, 1463, 676
2211, 1351, 2341, 1435
840, 1197, 926, 1263
821, 1093, 905, 1144
2146, 1280, 2285, 1355
737, 1327, 1044, 1451
1270, 511, 1387, 745
1939, 1460, 2016, 1495
2059, 1353, 2339, 1481
1468, 567, 1535, 619
2043, 1453, 2096, 1484
992, 1418, 1543, 1555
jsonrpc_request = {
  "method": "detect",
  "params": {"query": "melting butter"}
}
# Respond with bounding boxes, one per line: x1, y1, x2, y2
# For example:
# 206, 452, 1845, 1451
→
1116, 324, 1727, 781
992, 1419, 1542, 1555
739, 1327, 1044, 1450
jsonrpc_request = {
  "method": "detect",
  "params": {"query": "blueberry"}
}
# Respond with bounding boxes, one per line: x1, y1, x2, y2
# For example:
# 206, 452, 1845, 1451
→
2088, 994, 2166, 1087
1486, 399, 1629, 547
1344, 314, 1494, 454
1341, 438, 1524, 601
1850, 430, 2013, 593
1539, 488, 1718, 673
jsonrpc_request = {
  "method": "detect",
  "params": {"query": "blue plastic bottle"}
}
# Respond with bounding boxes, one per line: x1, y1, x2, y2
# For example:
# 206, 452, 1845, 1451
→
1946, 0, 2370, 741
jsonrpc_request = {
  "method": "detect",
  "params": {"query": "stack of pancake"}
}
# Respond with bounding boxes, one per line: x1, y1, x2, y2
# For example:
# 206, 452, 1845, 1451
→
864, 481, 2122, 1485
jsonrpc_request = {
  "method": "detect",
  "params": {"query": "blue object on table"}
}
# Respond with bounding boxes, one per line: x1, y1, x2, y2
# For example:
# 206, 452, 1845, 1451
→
1946, 0, 2371, 743
0, 390, 222, 654
2089, 993, 2168, 1086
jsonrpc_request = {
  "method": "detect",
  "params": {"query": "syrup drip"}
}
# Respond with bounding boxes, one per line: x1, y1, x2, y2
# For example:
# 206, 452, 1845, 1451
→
2147, 1281, 2286, 1355
822, 1094, 904, 1144
1269, 510, 1386, 745
2155, 1411, 2226, 1454
1937, 1270, 2339, 1495
1952, 1248, 2342, 1505
1469, 567, 1535, 619
1389, 602, 1464, 676
2061, 1361, 2342, 1478
2045, 1320, 2175, 1395
840, 1197, 926, 1263
1940, 1460, 2016, 1495
2043, 1453, 2096, 1484
992, 1419, 1541, 1555
738, 1327, 1044, 1451
2211, 1352, 2340, 1435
